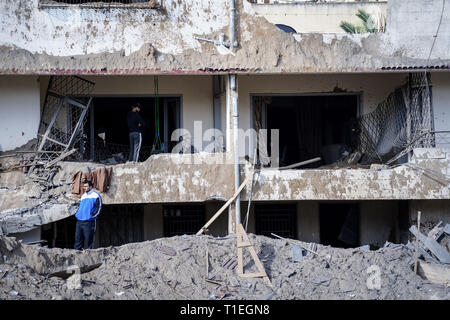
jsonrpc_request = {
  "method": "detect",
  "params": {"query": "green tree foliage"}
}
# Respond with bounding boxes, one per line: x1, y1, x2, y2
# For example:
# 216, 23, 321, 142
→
340, 9, 384, 34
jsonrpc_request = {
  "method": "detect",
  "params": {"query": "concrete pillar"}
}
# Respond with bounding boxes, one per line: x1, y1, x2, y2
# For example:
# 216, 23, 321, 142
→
226, 74, 240, 234
296, 201, 320, 242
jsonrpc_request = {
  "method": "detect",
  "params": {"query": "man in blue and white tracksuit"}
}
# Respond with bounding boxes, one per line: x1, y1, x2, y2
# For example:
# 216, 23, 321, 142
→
74, 180, 102, 250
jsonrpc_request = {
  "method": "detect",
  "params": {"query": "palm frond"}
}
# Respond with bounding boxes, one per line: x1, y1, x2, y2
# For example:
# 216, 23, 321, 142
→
340, 21, 359, 34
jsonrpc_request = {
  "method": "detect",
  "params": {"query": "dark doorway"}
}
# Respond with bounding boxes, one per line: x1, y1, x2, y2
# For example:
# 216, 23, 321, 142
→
40, 204, 144, 249
85, 96, 180, 162
163, 204, 205, 237
96, 204, 144, 247
255, 204, 297, 239
41, 216, 77, 249
254, 95, 359, 168
320, 203, 360, 248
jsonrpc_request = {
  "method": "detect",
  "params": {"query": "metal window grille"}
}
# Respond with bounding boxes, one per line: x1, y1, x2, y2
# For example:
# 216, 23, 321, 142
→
163, 205, 205, 237
255, 204, 297, 239
37, 75, 94, 161
97, 204, 144, 247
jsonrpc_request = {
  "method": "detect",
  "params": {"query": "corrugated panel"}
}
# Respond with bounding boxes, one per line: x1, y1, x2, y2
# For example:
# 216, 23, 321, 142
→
381, 63, 449, 70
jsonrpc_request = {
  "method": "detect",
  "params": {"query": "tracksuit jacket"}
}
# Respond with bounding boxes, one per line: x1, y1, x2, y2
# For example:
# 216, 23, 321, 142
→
75, 189, 102, 221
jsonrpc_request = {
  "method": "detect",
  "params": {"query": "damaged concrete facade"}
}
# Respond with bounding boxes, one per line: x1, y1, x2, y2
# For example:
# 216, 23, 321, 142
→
0, 0, 449, 251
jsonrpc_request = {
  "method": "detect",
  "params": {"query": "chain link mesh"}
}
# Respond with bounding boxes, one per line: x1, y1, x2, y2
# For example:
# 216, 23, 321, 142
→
356, 73, 434, 164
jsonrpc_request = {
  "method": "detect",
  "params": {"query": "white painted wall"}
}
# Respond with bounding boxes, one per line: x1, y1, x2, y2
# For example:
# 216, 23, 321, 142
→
386, 0, 450, 60
0, 76, 40, 152
432, 73, 450, 148
0, 0, 241, 56
253, 1, 387, 33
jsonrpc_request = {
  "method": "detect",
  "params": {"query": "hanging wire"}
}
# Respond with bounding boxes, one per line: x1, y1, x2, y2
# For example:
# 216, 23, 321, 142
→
152, 75, 162, 152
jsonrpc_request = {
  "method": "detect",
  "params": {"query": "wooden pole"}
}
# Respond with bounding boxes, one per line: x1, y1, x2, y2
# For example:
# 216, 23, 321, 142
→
196, 175, 250, 235
414, 211, 422, 274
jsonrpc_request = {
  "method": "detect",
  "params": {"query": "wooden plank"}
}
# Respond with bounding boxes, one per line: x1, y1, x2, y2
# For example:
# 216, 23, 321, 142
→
239, 224, 266, 272
237, 241, 253, 248
414, 211, 421, 274
271, 232, 319, 256
196, 175, 251, 235
236, 224, 271, 286
205, 245, 209, 278
237, 225, 244, 275
237, 247, 244, 275
278, 157, 321, 170
410, 225, 450, 264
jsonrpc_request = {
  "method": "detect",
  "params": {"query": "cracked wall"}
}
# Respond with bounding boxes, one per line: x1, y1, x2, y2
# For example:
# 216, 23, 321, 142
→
0, 76, 40, 151
0, 0, 449, 74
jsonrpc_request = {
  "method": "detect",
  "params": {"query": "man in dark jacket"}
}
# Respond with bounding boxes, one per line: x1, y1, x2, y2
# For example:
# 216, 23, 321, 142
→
127, 103, 146, 162
74, 180, 102, 250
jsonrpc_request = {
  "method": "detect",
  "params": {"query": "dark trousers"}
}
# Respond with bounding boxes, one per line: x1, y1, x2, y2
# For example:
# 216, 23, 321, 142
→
74, 220, 96, 250
129, 132, 142, 162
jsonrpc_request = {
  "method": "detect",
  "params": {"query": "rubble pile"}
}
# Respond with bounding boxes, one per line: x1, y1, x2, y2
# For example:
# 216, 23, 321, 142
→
0, 234, 448, 300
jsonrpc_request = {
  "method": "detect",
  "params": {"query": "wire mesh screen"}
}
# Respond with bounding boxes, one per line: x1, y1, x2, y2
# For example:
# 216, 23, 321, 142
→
163, 205, 205, 237
255, 204, 297, 239
37, 76, 94, 161
356, 73, 434, 164
97, 204, 144, 247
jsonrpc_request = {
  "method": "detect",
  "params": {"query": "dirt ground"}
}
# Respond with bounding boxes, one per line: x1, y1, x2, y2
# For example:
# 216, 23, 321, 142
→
0, 234, 449, 300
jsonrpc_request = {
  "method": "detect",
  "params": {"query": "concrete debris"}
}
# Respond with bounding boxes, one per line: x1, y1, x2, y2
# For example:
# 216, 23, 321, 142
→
1, 234, 449, 300
370, 164, 389, 170
417, 261, 450, 287
428, 221, 444, 240
157, 246, 177, 256
409, 225, 450, 264
291, 245, 303, 262
444, 224, 450, 236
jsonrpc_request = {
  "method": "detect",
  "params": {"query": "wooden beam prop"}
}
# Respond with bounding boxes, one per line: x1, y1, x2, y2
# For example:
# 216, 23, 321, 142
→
236, 224, 271, 286
196, 175, 251, 235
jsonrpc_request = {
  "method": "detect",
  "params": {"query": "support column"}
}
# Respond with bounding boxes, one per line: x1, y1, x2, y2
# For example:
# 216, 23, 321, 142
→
226, 74, 240, 234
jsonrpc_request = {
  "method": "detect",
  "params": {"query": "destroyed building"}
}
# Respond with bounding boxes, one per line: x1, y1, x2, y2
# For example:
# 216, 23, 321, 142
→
0, 0, 449, 256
